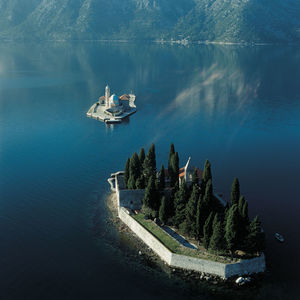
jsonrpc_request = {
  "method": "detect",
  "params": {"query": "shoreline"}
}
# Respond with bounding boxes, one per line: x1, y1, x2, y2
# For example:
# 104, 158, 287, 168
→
106, 192, 265, 284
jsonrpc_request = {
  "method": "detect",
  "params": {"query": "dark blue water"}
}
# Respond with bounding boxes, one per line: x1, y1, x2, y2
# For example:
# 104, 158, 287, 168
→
0, 42, 299, 299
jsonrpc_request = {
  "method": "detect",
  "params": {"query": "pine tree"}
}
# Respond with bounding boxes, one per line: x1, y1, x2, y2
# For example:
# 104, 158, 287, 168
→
184, 185, 199, 237
159, 196, 168, 224
224, 204, 241, 252
124, 158, 130, 188
230, 178, 240, 206
246, 216, 265, 253
173, 181, 189, 228
202, 160, 212, 184
143, 143, 156, 179
203, 212, 213, 249
139, 147, 145, 166
157, 164, 165, 191
209, 214, 225, 251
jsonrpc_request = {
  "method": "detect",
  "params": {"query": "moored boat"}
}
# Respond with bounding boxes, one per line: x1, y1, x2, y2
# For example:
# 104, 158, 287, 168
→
275, 233, 284, 242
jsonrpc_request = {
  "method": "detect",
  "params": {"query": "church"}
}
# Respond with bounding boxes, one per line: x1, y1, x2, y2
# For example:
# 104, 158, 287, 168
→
98, 85, 132, 117
86, 85, 136, 124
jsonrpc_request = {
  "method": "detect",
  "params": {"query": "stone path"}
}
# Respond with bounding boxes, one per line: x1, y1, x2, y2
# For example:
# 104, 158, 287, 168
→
161, 226, 198, 250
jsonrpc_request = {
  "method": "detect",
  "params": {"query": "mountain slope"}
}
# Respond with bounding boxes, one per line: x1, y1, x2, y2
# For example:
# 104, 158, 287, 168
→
0, 0, 299, 43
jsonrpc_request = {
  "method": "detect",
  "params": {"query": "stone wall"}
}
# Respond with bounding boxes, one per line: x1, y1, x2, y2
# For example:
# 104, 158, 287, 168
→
225, 254, 266, 278
118, 207, 266, 279
119, 207, 172, 264
170, 253, 227, 277
117, 189, 145, 210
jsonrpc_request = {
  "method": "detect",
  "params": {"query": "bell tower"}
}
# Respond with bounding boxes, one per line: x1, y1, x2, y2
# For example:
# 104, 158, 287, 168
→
105, 85, 110, 107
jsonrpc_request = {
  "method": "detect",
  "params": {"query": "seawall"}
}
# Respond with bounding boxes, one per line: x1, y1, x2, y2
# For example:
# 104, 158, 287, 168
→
119, 207, 266, 279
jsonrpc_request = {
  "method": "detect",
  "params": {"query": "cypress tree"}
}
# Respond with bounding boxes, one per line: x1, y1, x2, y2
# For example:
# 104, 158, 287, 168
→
129, 152, 141, 188
246, 216, 265, 253
184, 185, 199, 237
202, 160, 212, 184
203, 212, 213, 249
159, 196, 168, 224
224, 204, 240, 252
169, 152, 179, 187
127, 174, 136, 190
238, 195, 249, 243
230, 178, 240, 206
168, 143, 175, 172
242, 200, 249, 225
136, 176, 145, 189
209, 214, 225, 251
192, 168, 199, 186
139, 147, 145, 166
196, 193, 208, 240
173, 181, 189, 228
157, 164, 165, 191
174, 152, 179, 178
124, 158, 130, 188
143, 175, 159, 212
143, 143, 156, 179
238, 195, 245, 216
168, 181, 178, 219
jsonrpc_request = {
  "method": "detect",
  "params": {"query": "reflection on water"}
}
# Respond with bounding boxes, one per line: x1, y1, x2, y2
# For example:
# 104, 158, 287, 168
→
0, 42, 300, 300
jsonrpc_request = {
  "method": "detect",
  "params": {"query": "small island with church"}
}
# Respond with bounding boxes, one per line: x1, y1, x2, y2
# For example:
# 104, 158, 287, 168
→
108, 143, 266, 283
87, 85, 136, 124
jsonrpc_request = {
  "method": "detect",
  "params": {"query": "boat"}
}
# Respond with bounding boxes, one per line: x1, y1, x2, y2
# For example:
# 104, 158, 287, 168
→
275, 233, 284, 242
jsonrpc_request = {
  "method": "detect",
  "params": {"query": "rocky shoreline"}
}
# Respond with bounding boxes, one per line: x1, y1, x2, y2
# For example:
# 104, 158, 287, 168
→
106, 193, 264, 290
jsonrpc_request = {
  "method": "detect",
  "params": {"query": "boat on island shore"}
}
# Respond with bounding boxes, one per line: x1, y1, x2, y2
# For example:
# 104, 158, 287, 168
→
275, 233, 284, 242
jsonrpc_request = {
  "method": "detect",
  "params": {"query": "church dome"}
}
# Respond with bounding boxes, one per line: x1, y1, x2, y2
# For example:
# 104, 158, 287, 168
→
109, 94, 120, 107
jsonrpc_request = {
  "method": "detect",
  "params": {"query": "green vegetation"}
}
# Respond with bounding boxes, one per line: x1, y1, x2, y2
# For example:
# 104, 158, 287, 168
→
157, 164, 165, 191
203, 212, 213, 250
124, 143, 265, 258
184, 185, 199, 238
168, 143, 179, 187
230, 178, 240, 206
159, 196, 168, 225
1, 1, 299, 44
132, 213, 180, 253
132, 213, 235, 263
124, 158, 130, 188
173, 182, 189, 228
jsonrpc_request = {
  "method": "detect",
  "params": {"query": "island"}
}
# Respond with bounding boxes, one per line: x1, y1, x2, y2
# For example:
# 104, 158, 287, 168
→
108, 143, 266, 281
87, 85, 136, 124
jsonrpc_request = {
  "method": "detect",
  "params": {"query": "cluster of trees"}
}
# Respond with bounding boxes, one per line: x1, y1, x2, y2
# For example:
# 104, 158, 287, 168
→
123, 143, 265, 255
124, 144, 156, 190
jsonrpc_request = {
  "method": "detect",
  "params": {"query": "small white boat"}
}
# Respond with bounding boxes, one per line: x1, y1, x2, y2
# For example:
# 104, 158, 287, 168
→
275, 233, 284, 242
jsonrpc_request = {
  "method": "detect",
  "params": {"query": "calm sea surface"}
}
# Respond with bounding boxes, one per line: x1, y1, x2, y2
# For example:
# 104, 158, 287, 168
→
0, 42, 299, 300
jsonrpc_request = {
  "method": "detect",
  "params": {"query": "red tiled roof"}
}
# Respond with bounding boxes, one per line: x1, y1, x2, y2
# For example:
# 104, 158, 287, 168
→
119, 94, 129, 100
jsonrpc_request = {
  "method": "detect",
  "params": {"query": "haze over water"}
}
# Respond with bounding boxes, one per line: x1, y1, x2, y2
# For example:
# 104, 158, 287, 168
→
0, 42, 299, 299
